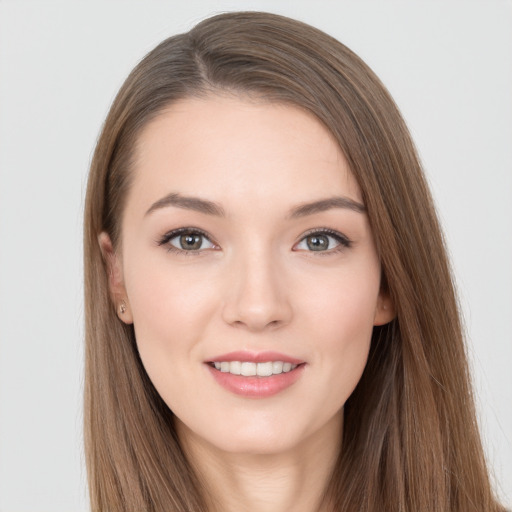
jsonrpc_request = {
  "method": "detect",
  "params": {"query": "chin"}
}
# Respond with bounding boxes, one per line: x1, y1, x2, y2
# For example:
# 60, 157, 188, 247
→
209, 434, 302, 457
177, 408, 343, 459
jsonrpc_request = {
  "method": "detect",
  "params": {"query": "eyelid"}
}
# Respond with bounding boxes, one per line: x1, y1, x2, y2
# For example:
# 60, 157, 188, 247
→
157, 227, 219, 254
293, 228, 352, 252
156, 226, 352, 254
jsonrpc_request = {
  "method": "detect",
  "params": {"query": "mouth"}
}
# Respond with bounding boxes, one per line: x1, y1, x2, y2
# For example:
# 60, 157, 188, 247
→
205, 351, 306, 398
208, 360, 301, 376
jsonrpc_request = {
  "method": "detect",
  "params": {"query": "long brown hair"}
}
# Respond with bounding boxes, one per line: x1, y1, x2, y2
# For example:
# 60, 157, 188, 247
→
84, 11, 505, 511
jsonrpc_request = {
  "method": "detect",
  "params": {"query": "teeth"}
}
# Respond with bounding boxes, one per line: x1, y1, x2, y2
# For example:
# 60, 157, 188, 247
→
229, 361, 241, 375
212, 361, 298, 376
256, 362, 273, 377
272, 361, 283, 373
241, 362, 257, 376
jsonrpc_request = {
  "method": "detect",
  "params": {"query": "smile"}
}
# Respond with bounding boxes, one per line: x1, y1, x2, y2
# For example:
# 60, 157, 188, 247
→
211, 361, 298, 376
206, 351, 305, 397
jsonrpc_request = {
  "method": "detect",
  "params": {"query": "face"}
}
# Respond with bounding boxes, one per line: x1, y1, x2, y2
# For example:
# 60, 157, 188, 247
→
101, 95, 393, 456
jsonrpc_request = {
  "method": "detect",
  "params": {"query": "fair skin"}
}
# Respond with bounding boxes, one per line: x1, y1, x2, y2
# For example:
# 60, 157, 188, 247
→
100, 95, 394, 512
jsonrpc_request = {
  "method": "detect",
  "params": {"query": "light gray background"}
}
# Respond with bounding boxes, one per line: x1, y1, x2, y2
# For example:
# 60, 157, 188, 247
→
0, 1, 511, 510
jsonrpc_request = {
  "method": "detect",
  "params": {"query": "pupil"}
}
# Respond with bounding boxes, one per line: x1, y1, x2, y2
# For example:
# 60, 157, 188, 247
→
180, 233, 202, 250
307, 235, 328, 251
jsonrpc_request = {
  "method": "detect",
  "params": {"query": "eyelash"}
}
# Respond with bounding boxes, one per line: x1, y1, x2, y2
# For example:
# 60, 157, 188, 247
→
156, 227, 352, 255
294, 228, 352, 255
157, 227, 217, 255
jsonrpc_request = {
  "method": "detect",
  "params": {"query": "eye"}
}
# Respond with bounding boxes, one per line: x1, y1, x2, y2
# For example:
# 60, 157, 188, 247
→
158, 228, 217, 253
294, 230, 351, 253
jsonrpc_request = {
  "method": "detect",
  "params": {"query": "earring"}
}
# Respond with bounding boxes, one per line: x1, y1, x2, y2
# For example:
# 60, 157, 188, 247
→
119, 301, 127, 314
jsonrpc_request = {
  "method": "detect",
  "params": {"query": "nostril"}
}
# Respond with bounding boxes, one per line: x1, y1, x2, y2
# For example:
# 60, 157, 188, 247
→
220, 278, 293, 331
230, 318, 282, 331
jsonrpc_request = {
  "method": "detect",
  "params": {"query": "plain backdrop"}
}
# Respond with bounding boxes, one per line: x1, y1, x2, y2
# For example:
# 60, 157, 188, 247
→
0, 1, 511, 510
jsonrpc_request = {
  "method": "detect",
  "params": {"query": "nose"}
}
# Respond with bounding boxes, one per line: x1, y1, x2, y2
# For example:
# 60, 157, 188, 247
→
221, 250, 293, 332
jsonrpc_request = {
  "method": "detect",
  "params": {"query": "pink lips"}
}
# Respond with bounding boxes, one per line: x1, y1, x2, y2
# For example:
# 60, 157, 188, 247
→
208, 351, 304, 364
205, 351, 305, 398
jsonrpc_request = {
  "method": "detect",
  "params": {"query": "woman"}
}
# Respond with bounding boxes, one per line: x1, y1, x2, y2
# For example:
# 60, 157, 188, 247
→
83, 11, 506, 512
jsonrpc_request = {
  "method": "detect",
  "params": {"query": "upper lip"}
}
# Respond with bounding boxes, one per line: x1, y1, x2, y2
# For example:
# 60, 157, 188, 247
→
206, 350, 304, 365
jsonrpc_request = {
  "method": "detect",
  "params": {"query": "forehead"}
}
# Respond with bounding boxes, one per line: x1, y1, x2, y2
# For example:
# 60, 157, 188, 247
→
129, 95, 362, 212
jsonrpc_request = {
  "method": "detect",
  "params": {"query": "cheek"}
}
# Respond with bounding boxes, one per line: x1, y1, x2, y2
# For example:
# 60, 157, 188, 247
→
300, 259, 380, 339
297, 261, 380, 391
123, 253, 219, 357
311, 292, 375, 370
122, 256, 223, 413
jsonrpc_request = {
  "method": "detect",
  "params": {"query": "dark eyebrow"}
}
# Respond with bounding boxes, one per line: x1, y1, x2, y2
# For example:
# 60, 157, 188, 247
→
145, 192, 365, 218
145, 192, 226, 217
288, 196, 366, 218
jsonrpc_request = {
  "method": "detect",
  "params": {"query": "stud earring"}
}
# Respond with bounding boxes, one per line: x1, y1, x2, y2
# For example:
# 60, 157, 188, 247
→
119, 301, 127, 314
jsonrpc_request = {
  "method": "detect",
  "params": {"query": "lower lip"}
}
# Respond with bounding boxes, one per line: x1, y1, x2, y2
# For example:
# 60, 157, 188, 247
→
206, 364, 305, 398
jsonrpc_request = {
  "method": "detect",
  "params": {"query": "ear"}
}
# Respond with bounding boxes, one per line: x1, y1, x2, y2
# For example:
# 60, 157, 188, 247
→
373, 290, 396, 326
98, 232, 134, 324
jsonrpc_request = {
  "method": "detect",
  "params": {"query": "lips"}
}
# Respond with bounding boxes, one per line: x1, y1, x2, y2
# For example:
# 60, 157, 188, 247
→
207, 350, 303, 364
205, 351, 306, 398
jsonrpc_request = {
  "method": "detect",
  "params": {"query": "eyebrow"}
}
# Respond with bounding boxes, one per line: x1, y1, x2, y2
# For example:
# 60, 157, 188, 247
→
145, 192, 226, 217
288, 196, 366, 218
145, 192, 366, 218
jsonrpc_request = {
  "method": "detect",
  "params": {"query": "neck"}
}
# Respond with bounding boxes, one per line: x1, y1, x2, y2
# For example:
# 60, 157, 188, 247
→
177, 415, 342, 512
